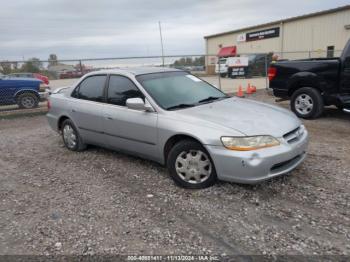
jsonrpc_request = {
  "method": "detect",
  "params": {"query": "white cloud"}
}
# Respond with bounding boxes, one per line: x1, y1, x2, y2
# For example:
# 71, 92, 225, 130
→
0, 0, 348, 60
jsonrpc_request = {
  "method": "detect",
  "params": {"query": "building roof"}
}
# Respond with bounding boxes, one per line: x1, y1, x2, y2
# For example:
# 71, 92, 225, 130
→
204, 5, 350, 39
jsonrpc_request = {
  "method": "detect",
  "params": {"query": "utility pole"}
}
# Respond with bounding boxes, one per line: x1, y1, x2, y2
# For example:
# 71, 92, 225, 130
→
158, 21, 165, 67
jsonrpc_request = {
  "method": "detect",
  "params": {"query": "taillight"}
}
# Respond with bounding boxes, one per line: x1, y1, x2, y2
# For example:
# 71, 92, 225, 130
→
47, 99, 51, 110
268, 67, 277, 81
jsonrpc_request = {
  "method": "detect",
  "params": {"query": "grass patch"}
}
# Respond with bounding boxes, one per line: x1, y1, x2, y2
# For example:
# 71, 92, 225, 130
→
0, 110, 47, 120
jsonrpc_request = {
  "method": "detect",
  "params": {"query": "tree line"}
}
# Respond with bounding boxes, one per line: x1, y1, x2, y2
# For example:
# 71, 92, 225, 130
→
0, 54, 59, 75
172, 56, 205, 67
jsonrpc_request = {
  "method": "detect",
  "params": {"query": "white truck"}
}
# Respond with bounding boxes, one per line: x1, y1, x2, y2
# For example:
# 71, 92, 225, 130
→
215, 57, 249, 78
215, 58, 228, 77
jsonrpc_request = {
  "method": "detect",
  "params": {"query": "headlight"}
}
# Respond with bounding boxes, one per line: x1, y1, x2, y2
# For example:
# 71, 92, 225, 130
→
39, 83, 48, 92
221, 136, 280, 151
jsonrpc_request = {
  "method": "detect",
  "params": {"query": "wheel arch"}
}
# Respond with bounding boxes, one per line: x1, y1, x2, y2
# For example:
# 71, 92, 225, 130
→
163, 134, 204, 164
57, 115, 70, 131
14, 89, 40, 99
287, 72, 322, 97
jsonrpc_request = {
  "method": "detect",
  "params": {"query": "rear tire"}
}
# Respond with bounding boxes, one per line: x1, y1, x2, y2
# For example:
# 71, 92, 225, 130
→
336, 105, 344, 111
61, 119, 86, 151
167, 140, 217, 189
291, 87, 324, 119
17, 93, 39, 109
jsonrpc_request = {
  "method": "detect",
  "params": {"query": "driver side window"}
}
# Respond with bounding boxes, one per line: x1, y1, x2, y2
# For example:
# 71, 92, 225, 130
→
107, 75, 144, 106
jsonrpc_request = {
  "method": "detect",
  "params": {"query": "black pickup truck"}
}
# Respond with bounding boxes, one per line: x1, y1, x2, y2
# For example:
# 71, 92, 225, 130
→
269, 39, 350, 119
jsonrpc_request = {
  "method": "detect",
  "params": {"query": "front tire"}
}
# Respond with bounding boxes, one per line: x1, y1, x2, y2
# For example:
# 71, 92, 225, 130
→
167, 140, 217, 189
17, 93, 39, 109
220, 73, 227, 78
61, 119, 86, 151
291, 87, 324, 119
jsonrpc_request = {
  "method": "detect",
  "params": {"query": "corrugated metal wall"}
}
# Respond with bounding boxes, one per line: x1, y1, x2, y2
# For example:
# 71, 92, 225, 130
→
283, 9, 350, 53
205, 8, 350, 73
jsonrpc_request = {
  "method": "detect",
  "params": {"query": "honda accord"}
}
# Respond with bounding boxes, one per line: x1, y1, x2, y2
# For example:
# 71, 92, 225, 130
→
47, 68, 308, 188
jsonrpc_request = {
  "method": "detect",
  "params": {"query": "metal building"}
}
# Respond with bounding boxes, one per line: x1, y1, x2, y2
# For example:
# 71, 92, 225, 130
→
204, 5, 350, 74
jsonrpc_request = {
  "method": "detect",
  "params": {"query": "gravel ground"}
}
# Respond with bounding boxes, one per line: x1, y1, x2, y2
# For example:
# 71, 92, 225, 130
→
0, 91, 349, 256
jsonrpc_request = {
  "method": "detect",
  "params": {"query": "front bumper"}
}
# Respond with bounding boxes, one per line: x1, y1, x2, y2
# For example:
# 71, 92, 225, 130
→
205, 129, 309, 184
215, 69, 228, 74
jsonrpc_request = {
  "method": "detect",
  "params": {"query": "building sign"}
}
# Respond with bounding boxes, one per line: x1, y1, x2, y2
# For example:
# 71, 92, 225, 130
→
209, 57, 217, 65
246, 27, 280, 42
237, 33, 246, 42
227, 57, 249, 67
231, 68, 246, 77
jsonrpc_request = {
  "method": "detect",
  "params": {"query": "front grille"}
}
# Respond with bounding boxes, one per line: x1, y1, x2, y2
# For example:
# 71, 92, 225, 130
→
271, 154, 302, 172
283, 126, 303, 144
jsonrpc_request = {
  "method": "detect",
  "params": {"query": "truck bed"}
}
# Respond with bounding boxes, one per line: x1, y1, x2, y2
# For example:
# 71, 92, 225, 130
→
269, 58, 340, 98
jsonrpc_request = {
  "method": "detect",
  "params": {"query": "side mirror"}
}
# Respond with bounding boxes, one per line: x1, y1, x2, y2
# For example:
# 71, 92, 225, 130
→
126, 97, 155, 112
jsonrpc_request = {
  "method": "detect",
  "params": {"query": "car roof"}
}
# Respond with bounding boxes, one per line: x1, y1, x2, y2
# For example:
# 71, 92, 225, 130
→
87, 67, 183, 77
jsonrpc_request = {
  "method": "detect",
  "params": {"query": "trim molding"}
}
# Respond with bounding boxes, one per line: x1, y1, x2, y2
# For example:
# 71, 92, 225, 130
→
78, 126, 156, 146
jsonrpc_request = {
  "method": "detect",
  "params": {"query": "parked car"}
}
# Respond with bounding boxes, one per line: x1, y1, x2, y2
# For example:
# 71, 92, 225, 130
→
0, 75, 49, 108
9, 72, 50, 85
47, 68, 308, 188
269, 38, 350, 119
246, 54, 268, 77
59, 71, 83, 79
191, 66, 205, 72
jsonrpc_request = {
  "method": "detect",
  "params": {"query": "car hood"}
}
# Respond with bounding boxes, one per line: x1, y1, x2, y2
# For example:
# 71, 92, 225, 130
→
174, 97, 301, 137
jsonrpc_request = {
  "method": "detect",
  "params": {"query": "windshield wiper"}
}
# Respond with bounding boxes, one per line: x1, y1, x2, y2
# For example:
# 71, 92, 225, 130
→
198, 96, 227, 104
166, 103, 197, 110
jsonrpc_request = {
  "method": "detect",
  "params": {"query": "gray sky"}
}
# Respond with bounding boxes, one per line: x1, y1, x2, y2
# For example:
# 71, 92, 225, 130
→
0, 0, 348, 61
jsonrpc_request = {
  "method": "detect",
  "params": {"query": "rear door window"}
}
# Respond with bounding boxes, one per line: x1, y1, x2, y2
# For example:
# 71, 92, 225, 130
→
75, 75, 107, 102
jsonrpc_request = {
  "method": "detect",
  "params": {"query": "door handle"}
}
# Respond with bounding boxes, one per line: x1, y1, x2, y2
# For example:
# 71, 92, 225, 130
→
106, 116, 113, 120
71, 109, 76, 113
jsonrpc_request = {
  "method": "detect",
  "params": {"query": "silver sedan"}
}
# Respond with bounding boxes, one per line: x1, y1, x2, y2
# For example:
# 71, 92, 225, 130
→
47, 68, 308, 188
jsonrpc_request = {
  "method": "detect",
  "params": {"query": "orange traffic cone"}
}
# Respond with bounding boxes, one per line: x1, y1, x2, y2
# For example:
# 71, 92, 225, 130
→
251, 85, 257, 93
246, 83, 253, 95
237, 85, 244, 97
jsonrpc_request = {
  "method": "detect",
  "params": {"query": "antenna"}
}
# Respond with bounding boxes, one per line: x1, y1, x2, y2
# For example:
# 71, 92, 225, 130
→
158, 21, 165, 67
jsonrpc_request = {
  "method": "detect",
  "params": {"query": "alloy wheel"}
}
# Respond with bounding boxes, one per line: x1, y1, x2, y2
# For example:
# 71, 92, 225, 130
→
21, 96, 35, 108
295, 94, 314, 115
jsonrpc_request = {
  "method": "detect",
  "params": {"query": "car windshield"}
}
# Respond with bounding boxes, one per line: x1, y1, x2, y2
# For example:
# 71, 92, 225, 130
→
136, 71, 228, 110
218, 59, 227, 64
